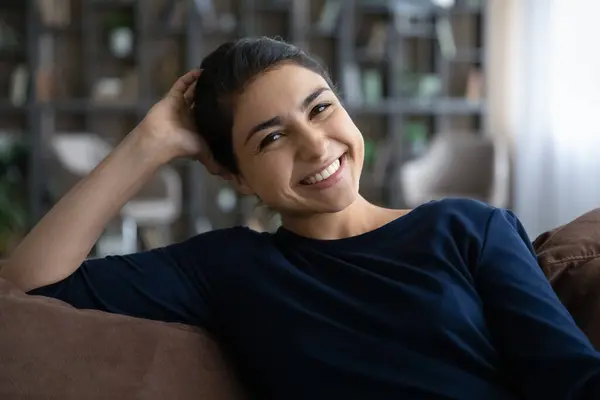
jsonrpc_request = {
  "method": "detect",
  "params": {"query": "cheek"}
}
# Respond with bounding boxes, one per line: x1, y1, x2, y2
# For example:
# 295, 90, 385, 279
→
333, 112, 364, 148
242, 154, 294, 196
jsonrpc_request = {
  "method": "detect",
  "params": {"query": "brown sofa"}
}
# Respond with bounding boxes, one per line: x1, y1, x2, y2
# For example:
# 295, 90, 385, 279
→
2, 208, 600, 399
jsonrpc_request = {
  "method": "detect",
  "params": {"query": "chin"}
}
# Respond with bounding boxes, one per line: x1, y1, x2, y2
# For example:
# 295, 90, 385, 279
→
310, 189, 358, 215
269, 190, 357, 218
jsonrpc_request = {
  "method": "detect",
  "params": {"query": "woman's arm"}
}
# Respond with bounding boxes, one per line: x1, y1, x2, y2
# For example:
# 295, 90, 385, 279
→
476, 208, 600, 399
0, 70, 207, 292
0, 132, 161, 292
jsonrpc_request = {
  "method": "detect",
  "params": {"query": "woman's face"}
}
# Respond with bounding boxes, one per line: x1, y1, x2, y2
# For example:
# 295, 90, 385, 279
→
231, 63, 365, 217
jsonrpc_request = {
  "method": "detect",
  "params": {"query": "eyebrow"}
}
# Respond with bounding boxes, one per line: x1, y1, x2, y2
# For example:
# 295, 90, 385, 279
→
244, 87, 331, 144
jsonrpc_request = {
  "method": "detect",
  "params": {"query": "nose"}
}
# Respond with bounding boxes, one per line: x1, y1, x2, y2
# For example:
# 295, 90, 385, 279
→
295, 122, 328, 161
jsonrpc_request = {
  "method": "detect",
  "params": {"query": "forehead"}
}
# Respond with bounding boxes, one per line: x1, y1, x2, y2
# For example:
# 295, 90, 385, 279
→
231, 64, 330, 136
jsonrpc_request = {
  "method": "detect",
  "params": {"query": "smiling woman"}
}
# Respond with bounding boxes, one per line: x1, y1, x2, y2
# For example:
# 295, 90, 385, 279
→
5, 36, 600, 400
192, 38, 379, 239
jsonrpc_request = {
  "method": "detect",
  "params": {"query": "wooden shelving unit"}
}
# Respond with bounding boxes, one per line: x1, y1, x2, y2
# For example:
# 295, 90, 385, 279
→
0, 0, 488, 245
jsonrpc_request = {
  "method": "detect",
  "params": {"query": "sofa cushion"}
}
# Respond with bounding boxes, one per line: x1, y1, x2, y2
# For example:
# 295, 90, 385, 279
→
533, 208, 600, 349
0, 277, 247, 400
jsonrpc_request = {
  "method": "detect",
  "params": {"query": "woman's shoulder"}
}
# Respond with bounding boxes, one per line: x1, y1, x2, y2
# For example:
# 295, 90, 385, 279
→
405, 198, 500, 239
413, 197, 496, 220
161, 226, 277, 276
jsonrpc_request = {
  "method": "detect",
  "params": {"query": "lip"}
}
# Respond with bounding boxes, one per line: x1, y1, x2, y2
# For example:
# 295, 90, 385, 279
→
299, 154, 346, 190
301, 156, 344, 183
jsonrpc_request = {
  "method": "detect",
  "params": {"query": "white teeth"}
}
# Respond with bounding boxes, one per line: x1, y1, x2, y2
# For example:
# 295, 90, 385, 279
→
303, 158, 341, 185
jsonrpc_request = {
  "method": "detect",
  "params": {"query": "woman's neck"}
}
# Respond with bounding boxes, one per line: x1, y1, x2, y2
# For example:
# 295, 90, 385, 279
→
280, 196, 406, 240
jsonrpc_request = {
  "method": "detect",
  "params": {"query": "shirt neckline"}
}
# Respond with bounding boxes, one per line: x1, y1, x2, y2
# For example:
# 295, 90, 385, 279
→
274, 203, 426, 249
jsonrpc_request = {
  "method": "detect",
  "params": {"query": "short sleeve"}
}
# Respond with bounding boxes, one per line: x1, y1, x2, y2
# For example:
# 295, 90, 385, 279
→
27, 234, 217, 330
476, 208, 600, 399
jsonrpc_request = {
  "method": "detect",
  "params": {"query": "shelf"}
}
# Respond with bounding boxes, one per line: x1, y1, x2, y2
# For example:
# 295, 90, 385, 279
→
0, 48, 27, 62
255, 1, 289, 12
37, 101, 144, 113
0, 101, 27, 113
359, 0, 483, 14
347, 98, 485, 115
89, 0, 136, 7
0, 0, 489, 231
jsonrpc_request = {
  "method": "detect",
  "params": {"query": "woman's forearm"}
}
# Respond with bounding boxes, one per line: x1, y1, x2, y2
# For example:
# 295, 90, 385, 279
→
0, 129, 164, 291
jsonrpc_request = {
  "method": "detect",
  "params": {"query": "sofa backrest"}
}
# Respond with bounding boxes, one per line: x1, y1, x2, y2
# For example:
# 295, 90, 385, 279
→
0, 276, 247, 400
533, 208, 600, 349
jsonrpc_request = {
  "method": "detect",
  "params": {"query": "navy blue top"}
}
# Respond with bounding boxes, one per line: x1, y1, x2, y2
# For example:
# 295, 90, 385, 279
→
29, 198, 600, 399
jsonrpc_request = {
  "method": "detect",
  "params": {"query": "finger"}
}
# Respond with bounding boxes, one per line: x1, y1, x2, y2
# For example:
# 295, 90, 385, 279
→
184, 80, 197, 107
168, 69, 202, 99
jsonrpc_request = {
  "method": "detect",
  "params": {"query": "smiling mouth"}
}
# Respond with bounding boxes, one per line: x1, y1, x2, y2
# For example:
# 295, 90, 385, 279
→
300, 156, 344, 185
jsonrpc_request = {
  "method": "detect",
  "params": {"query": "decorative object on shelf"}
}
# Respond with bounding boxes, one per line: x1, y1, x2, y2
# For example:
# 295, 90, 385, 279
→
120, 68, 139, 103
365, 22, 389, 62
192, 0, 220, 33
164, 0, 188, 32
0, 134, 29, 257
189, 0, 236, 34
154, 43, 182, 96
405, 121, 429, 157
91, 69, 138, 104
435, 15, 457, 60
432, 0, 456, 8
219, 14, 238, 34
9, 65, 28, 106
92, 77, 123, 102
465, 0, 483, 9
37, 0, 72, 29
315, 0, 343, 35
104, 11, 135, 59
35, 33, 55, 101
342, 63, 363, 107
390, 0, 431, 35
416, 74, 442, 99
465, 67, 484, 101
362, 68, 383, 105
0, 19, 19, 52
395, 70, 420, 97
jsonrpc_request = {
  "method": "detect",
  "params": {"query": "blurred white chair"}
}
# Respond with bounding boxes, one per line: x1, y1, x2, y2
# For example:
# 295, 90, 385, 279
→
47, 132, 182, 254
398, 131, 510, 208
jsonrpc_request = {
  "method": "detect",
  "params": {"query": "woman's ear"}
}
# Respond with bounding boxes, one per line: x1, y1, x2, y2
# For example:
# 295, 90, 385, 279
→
230, 175, 255, 196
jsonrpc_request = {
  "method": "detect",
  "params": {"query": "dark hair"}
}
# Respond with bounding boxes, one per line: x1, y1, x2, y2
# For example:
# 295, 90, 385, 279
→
192, 37, 336, 174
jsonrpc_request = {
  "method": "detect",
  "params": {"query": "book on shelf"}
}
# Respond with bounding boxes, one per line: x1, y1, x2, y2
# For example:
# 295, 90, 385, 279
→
362, 69, 383, 106
465, 67, 483, 101
37, 0, 71, 28
315, 0, 343, 35
342, 63, 363, 107
9, 65, 28, 106
435, 16, 456, 60
161, 0, 188, 33
191, 0, 219, 33
365, 22, 389, 62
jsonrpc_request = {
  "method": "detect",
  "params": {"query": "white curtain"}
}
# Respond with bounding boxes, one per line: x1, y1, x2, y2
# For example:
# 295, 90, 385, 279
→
513, 0, 600, 238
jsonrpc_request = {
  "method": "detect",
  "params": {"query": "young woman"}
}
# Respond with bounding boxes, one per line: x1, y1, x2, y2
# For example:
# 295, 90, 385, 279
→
2, 37, 600, 399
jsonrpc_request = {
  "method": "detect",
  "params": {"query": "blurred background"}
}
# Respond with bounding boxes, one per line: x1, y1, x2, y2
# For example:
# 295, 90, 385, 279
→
0, 0, 596, 258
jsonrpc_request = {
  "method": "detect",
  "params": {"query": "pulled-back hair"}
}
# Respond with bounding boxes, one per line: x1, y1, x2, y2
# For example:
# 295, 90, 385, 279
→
192, 37, 336, 174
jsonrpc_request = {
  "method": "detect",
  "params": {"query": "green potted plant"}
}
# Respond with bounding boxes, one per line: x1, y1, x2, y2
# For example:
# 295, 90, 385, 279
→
0, 137, 29, 256
103, 11, 135, 59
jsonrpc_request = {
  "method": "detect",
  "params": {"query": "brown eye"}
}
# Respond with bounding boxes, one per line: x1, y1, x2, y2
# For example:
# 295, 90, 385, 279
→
258, 132, 282, 151
309, 103, 331, 119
